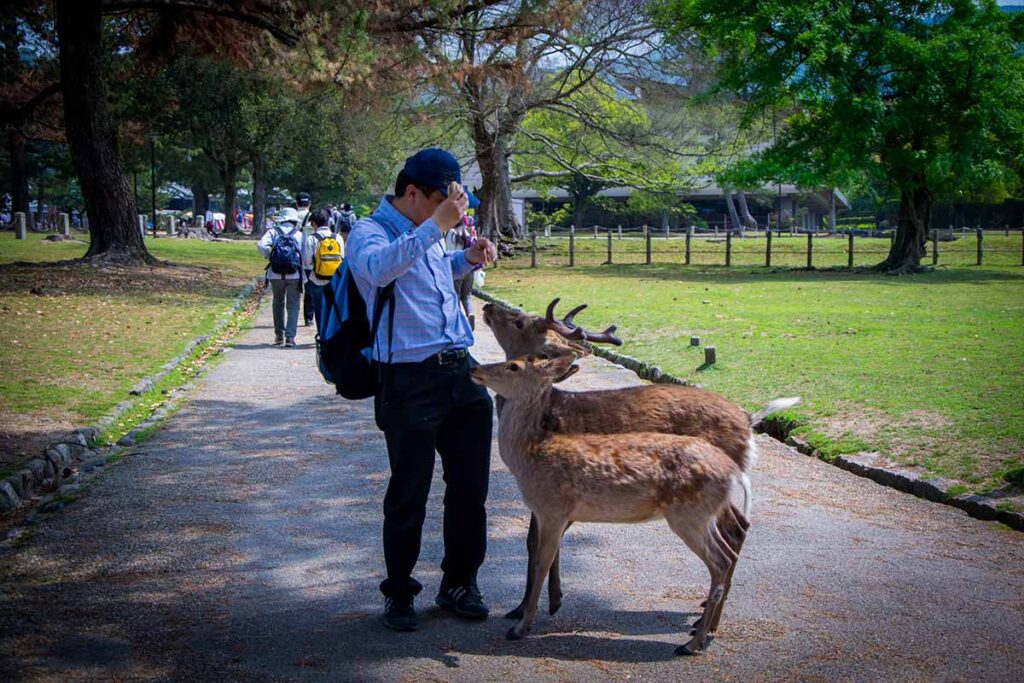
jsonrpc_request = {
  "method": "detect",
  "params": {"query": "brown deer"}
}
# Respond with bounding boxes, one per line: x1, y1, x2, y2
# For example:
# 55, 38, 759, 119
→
482, 299, 798, 620
471, 355, 747, 655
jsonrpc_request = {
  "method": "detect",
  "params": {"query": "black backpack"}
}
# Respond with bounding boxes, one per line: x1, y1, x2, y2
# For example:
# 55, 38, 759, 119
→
315, 224, 396, 399
268, 226, 302, 275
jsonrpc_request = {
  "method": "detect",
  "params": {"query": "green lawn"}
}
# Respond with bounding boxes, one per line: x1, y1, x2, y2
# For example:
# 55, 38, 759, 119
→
486, 239, 1024, 494
0, 233, 265, 463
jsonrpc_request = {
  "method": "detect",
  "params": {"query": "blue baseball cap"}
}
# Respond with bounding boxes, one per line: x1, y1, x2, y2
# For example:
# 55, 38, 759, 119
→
401, 148, 480, 209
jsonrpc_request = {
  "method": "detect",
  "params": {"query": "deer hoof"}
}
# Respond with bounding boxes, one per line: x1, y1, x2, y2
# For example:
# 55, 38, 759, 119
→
549, 601, 562, 616
504, 605, 525, 620
506, 626, 527, 641
675, 634, 714, 656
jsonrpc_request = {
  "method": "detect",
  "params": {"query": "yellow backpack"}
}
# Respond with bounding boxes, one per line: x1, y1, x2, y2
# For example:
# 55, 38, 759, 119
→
313, 231, 343, 279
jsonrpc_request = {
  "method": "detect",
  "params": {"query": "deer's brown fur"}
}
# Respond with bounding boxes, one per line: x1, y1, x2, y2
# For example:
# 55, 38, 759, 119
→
472, 355, 746, 654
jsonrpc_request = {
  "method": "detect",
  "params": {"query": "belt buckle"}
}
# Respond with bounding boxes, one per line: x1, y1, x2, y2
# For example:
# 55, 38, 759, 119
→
437, 349, 462, 367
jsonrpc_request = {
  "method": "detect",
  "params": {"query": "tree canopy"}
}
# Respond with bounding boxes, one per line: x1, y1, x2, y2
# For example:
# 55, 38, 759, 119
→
652, 0, 1024, 271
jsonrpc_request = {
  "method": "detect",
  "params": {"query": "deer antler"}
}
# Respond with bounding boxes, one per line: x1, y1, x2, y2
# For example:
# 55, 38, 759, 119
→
543, 298, 623, 346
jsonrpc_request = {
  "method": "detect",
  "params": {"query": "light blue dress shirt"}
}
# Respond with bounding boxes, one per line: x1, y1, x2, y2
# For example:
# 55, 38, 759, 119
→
346, 196, 476, 363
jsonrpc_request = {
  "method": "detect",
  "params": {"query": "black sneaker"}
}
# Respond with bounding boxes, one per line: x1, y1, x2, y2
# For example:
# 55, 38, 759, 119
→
435, 581, 489, 620
383, 595, 418, 632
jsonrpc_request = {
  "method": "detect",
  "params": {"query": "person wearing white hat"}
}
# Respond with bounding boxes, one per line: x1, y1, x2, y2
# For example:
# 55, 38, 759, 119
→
257, 207, 305, 346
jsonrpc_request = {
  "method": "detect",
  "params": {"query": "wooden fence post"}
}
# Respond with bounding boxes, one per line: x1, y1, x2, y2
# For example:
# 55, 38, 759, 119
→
725, 230, 732, 267
931, 229, 938, 265
766, 226, 773, 267
569, 227, 575, 267
617, 224, 622, 240
848, 230, 855, 268
594, 224, 598, 240
806, 232, 813, 268
644, 225, 651, 265
976, 228, 983, 265
685, 226, 692, 265
606, 229, 613, 264
531, 233, 537, 268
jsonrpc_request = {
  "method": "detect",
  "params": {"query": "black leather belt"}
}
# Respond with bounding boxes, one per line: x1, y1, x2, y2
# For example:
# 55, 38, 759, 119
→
427, 348, 468, 367
390, 348, 469, 369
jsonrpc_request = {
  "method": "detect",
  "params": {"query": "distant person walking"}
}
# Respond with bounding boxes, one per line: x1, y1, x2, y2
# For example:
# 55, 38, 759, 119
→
444, 215, 478, 329
303, 208, 343, 331
258, 207, 305, 347
295, 192, 316, 327
336, 203, 357, 236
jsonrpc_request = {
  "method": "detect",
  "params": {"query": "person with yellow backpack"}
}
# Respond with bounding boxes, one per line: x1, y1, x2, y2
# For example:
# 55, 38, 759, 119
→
303, 208, 344, 331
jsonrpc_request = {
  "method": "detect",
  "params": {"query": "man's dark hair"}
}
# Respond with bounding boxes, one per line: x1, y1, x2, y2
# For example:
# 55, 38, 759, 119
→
296, 191, 311, 207
395, 171, 437, 199
310, 208, 330, 228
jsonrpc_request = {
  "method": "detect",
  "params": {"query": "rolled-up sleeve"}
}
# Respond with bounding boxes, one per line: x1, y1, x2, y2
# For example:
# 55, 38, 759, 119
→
349, 219, 444, 287
449, 249, 477, 279
257, 230, 275, 259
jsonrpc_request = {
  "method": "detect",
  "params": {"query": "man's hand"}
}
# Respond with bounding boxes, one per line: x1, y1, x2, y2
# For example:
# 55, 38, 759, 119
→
466, 237, 498, 266
431, 181, 469, 232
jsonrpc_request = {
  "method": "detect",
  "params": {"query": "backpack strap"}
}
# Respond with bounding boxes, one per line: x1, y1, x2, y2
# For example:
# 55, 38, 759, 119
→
362, 216, 399, 365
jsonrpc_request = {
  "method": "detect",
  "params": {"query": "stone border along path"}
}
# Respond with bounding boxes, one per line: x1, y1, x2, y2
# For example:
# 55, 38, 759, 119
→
0, 278, 264, 518
0, 294, 1022, 681
476, 290, 1024, 534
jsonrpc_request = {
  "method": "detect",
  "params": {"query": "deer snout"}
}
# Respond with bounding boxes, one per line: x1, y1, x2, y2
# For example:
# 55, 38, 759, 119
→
470, 367, 488, 385
482, 302, 495, 327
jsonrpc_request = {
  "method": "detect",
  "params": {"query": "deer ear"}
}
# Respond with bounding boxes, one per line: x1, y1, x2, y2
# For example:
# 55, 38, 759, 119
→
553, 363, 580, 383
538, 353, 576, 377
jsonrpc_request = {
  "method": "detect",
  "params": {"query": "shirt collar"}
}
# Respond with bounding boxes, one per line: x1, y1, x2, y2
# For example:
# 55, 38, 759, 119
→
371, 195, 416, 240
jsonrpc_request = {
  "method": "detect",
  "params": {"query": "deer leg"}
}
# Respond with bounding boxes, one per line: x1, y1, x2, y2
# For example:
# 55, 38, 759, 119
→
507, 516, 565, 641
504, 514, 539, 620
693, 504, 747, 629
548, 521, 572, 615
699, 522, 739, 640
708, 509, 748, 633
666, 515, 733, 656
507, 517, 573, 619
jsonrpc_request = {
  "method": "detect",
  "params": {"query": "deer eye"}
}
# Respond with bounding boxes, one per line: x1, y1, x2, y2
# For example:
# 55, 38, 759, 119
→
509, 363, 521, 372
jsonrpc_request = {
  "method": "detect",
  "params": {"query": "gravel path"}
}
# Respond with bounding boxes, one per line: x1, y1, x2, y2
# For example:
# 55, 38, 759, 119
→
2, 299, 1022, 682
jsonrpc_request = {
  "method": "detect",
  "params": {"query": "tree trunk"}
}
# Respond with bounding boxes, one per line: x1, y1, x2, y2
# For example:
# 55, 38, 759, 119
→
6, 129, 29, 215
473, 130, 522, 241
252, 155, 268, 236
55, 0, 151, 264
220, 162, 238, 234
35, 173, 45, 225
879, 186, 932, 273
191, 184, 210, 219
827, 188, 837, 233
736, 191, 757, 232
724, 191, 742, 235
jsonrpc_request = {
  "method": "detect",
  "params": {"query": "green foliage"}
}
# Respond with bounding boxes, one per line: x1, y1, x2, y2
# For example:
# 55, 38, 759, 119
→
652, 0, 1024, 206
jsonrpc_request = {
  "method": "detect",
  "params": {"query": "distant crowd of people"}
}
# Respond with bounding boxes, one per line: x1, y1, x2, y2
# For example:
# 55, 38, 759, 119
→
257, 186, 479, 348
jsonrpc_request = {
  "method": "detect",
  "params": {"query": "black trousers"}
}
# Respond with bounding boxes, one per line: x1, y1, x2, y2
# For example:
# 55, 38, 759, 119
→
302, 270, 314, 323
373, 354, 493, 599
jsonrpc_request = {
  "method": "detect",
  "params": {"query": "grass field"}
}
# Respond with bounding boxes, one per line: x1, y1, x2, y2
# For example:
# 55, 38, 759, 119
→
0, 233, 265, 465
487, 236, 1024, 495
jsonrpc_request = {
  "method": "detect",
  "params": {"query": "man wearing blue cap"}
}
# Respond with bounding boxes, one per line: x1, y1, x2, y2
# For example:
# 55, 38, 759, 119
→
346, 148, 498, 632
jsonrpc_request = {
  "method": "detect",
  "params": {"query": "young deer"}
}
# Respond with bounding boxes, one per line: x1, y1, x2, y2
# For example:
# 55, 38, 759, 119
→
482, 299, 798, 620
471, 355, 747, 655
